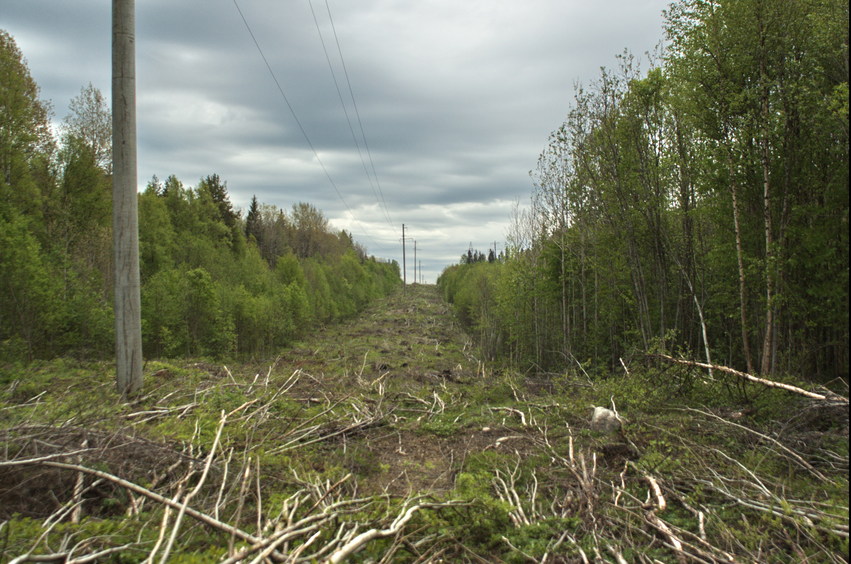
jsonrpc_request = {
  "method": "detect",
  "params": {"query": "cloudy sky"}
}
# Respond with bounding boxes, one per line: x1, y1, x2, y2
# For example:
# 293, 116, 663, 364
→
3, 0, 670, 282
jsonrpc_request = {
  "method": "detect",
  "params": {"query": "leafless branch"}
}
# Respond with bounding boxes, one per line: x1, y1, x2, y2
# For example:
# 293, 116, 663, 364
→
651, 354, 849, 403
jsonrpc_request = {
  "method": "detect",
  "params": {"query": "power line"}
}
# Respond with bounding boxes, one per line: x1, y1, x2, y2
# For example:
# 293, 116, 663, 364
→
322, 0, 394, 226
232, 0, 380, 249
308, 0, 394, 229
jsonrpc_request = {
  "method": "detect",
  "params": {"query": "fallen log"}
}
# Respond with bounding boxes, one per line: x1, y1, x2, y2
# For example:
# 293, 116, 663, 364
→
650, 354, 848, 403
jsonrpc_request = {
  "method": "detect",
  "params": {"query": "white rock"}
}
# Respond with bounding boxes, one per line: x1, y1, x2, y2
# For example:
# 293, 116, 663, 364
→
590, 406, 621, 434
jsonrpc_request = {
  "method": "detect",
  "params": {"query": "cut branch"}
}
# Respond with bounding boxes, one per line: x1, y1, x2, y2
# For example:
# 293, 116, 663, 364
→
37, 461, 262, 546
650, 354, 848, 403
327, 501, 439, 563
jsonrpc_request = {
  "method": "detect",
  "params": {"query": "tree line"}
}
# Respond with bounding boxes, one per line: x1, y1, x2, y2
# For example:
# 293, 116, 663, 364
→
439, 0, 848, 382
0, 30, 400, 362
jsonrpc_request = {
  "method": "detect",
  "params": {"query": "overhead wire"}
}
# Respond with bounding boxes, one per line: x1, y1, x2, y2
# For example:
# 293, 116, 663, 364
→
231, 0, 383, 249
320, 0, 395, 228
307, 0, 394, 229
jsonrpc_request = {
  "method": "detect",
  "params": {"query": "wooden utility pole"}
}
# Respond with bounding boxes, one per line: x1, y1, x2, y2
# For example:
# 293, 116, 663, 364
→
113, 0, 143, 397
401, 224, 407, 289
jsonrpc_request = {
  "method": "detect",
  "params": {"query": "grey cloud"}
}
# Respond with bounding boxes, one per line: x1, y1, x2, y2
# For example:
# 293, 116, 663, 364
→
3, 0, 671, 282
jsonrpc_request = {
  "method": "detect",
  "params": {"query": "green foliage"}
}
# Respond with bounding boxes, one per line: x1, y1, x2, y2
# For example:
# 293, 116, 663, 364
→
438, 261, 505, 360
419, 414, 461, 437
139, 181, 177, 276
501, 517, 582, 563
0, 207, 63, 359
0, 30, 53, 225
440, 0, 849, 382
135, 190, 399, 360
450, 471, 513, 548
0, 31, 401, 364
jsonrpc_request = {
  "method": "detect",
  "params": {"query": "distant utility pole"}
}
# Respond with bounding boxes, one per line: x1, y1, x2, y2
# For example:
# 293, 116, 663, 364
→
401, 224, 407, 289
413, 240, 417, 284
113, 0, 143, 398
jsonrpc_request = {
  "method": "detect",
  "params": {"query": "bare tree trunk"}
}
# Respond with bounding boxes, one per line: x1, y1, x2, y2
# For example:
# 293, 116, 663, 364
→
728, 152, 755, 375
760, 140, 775, 376
758, 14, 776, 376
560, 230, 569, 359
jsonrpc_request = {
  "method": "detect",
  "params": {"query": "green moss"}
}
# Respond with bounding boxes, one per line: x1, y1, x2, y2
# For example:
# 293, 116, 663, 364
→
419, 416, 461, 437
501, 517, 582, 562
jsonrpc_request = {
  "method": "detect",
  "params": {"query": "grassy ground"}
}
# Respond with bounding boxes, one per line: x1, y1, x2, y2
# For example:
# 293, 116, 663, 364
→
0, 285, 847, 562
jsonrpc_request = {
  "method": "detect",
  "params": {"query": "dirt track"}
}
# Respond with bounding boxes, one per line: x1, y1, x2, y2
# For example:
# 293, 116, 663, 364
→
269, 283, 548, 496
